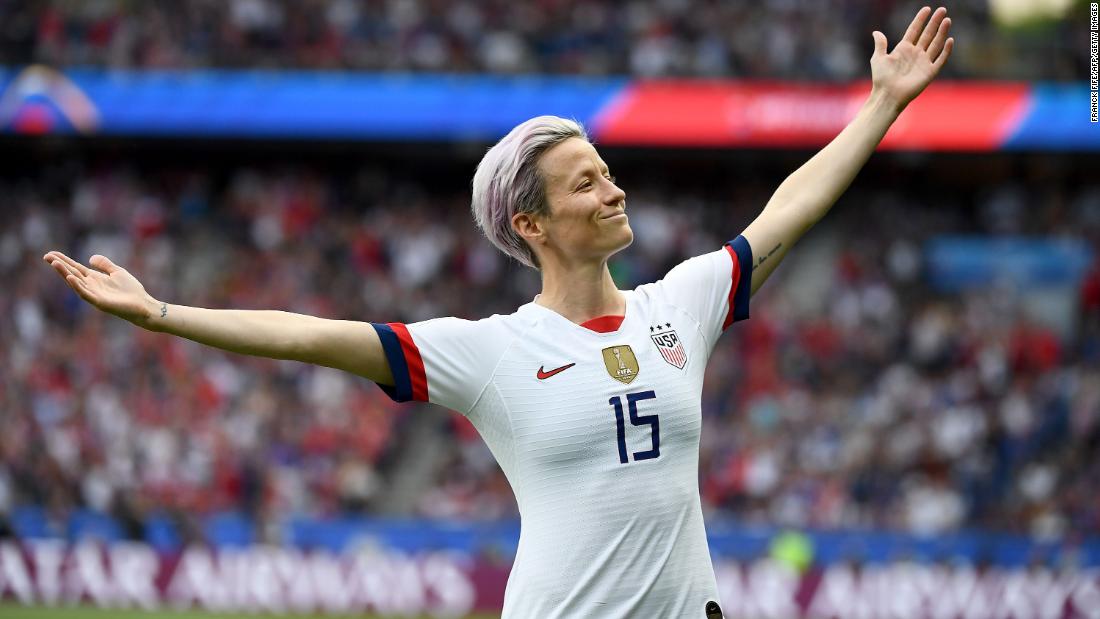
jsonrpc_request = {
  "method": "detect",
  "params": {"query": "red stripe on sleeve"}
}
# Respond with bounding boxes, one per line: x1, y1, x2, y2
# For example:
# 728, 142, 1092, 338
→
723, 244, 742, 331
388, 322, 429, 402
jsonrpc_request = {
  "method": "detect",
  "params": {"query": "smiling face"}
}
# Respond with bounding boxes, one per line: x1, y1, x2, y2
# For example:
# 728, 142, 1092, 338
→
514, 137, 631, 267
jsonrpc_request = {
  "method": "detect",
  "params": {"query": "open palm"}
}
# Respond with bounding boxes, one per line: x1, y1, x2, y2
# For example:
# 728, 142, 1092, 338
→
871, 6, 955, 111
43, 251, 156, 326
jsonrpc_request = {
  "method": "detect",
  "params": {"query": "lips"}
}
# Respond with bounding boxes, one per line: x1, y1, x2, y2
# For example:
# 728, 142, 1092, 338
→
601, 211, 627, 220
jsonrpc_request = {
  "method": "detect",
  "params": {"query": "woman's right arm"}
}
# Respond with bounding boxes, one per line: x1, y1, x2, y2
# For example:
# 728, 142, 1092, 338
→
43, 251, 394, 386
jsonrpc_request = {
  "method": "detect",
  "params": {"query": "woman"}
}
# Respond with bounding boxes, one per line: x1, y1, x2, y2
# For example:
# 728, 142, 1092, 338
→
44, 8, 952, 617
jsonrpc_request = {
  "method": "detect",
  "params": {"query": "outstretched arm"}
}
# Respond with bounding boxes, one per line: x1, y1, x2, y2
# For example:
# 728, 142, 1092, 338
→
740, 6, 954, 295
43, 251, 393, 385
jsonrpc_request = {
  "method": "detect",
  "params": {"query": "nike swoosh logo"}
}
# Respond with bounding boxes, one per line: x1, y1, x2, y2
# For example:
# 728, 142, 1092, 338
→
537, 363, 576, 380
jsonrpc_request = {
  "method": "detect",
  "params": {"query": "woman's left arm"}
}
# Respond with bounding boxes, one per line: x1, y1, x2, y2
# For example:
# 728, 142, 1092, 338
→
740, 6, 954, 296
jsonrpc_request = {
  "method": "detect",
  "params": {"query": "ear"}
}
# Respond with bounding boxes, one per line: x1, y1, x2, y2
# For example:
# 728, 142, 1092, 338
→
512, 211, 545, 246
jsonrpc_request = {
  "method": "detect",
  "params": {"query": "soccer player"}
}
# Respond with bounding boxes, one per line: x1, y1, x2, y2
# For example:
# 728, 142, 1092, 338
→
44, 8, 953, 618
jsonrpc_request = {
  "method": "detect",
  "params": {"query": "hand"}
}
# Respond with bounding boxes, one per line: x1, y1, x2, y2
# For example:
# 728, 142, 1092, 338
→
870, 6, 955, 112
43, 251, 159, 327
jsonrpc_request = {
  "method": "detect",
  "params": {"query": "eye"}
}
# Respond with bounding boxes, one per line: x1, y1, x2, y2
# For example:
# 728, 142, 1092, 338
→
604, 175, 616, 184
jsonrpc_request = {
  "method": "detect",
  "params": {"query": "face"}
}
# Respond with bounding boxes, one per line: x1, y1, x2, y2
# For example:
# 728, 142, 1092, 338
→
517, 137, 631, 266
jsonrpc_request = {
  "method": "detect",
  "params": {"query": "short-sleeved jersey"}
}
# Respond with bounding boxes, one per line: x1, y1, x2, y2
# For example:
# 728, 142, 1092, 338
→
372, 236, 752, 619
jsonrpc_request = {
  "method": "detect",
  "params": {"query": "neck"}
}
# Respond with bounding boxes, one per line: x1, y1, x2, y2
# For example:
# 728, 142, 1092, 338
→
535, 258, 624, 324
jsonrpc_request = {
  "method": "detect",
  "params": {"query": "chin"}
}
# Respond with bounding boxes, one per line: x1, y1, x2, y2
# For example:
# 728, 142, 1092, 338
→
607, 227, 634, 256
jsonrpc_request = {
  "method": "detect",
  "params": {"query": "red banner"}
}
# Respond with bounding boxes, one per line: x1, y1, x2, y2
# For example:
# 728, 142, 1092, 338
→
594, 80, 1031, 151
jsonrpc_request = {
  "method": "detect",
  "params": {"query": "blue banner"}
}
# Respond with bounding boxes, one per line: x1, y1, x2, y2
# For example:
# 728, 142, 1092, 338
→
0, 65, 626, 140
925, 237, 1095, 292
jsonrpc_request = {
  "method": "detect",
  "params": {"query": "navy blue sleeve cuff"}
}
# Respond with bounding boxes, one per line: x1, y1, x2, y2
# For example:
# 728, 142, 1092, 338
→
727, 235, 752, 323
371, 323, 413, 402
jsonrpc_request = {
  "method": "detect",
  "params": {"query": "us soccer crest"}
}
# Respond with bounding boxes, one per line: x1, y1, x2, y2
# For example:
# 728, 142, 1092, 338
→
602, 345, 639, 384
651, 327, 687, 369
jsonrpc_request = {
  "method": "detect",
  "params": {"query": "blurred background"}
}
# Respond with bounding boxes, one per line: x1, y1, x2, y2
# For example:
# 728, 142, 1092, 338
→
1, 0, 1098, 617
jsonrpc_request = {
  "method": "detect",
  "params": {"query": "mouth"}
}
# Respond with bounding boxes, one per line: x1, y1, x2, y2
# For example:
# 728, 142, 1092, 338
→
601, 211, 627, 220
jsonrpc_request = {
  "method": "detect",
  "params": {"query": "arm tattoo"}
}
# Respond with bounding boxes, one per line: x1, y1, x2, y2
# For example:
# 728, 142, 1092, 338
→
757, 243, 783, 267
160, 303, 167, 318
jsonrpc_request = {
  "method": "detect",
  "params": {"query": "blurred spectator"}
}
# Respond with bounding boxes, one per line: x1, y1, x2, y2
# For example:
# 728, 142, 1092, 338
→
0, 0, 1088, 80
1, 150, 1098, 544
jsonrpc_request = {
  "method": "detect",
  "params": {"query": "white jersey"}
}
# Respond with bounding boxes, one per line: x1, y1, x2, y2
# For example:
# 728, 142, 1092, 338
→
372, 236, 753, 619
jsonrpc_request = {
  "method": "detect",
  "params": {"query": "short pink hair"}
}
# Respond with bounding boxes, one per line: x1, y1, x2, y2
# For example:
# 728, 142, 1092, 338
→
471, 116, 588, 269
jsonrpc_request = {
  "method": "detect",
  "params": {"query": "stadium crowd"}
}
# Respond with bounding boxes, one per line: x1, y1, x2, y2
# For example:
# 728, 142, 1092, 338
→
0, 0, 1085, 80
2, 153, 1098, 546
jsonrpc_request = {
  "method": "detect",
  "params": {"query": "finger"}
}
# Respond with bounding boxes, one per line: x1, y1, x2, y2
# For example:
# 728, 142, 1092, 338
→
917, 7, 947, 51
927, 17, 952, 61
903, 6, 932, 45
50, 258, 81, 280
66, 273, 95, 302
872, 31, 888, 58
932, 37, 954, 72
89, 254, 120, 274
49, 251, 92, 277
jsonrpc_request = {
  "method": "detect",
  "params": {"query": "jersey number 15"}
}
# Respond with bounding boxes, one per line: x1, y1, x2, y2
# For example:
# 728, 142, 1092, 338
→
609, 390, 659, 464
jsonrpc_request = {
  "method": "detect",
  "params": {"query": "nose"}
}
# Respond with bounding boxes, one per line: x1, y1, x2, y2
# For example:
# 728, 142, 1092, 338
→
604, 178, 626, 206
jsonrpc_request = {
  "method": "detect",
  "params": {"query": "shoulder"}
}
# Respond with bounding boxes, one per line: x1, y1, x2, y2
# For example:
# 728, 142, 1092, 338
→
633, 248, 733, 301
372, 310, 527, 407
631, 237, 753, 345
410, 305, 544, 351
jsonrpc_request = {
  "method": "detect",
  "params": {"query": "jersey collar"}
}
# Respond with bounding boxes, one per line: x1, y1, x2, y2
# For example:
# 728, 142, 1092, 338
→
522, 294, 633, 336
578, 315, 625, 333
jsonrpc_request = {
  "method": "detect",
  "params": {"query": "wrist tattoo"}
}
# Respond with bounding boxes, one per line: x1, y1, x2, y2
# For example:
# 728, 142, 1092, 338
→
160, 303, 167, 318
